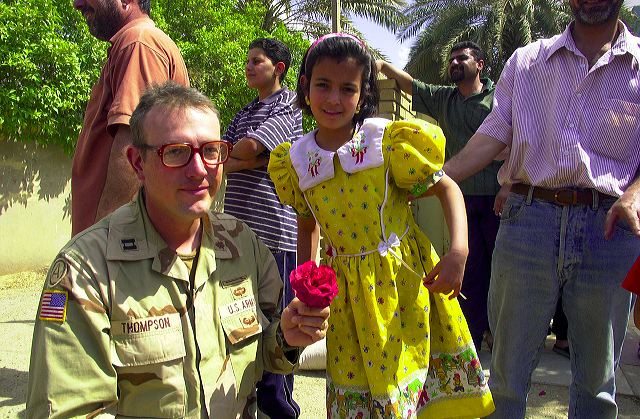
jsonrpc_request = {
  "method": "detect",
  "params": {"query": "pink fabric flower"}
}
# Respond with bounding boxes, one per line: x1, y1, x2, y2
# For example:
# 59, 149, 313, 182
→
289, 261, 338, 308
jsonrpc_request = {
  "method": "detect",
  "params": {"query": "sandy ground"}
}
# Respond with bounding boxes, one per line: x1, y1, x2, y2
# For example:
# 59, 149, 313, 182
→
1, 271, 639, 418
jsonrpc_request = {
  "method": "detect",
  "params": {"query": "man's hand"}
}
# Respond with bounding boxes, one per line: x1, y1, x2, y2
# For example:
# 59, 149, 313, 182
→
423, 250, 467, 299
280, 298, 329, 347
375, 60, 414, 95
604, 186, 640, 239
494, 184, 511, 216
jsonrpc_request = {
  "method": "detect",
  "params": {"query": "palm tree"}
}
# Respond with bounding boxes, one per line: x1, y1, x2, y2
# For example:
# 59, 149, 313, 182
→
238, 0, 406, 49
397, 0, 571, 84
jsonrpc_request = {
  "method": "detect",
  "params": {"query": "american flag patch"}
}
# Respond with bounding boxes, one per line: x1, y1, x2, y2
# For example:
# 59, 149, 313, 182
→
39, 290, 68, 322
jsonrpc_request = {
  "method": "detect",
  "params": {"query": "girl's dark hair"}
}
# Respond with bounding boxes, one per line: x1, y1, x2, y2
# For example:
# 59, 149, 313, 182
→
296, 36, 379, 126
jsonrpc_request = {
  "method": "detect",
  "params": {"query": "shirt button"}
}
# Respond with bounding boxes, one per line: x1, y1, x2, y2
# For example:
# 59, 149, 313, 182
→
568, 123, 575, 129
576, 93, 582, 98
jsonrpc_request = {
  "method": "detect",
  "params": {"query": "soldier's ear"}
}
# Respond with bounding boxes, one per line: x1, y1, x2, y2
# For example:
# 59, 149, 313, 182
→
126, 146, 146, 182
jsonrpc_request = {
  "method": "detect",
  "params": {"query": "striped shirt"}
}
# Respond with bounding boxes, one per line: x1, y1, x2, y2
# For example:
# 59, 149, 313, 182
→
223, 88, 302, 252
478, 22, 640, 197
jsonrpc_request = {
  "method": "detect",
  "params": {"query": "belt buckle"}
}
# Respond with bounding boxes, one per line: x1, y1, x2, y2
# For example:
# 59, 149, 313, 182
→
553, 189, 578, 205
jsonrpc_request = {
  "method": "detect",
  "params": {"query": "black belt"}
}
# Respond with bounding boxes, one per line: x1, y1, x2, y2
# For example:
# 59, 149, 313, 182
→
511, 183, 614, 207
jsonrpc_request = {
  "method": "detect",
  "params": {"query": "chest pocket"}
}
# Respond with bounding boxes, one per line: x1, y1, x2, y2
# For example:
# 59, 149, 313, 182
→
111, 313, 186, 418
218, 276, 268, 345
587, 99, 640, 161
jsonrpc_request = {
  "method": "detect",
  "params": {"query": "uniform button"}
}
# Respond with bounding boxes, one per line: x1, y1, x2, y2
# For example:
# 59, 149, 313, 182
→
568, 123, 575, 129
576, 93, 582, 98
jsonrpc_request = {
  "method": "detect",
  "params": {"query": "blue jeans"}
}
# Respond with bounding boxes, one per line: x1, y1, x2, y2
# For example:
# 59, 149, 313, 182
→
256, 250, 300, 418
488, 193, 638, 419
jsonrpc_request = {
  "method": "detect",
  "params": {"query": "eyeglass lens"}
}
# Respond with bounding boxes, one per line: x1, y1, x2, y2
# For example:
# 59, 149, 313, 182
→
162, 142, 229, 167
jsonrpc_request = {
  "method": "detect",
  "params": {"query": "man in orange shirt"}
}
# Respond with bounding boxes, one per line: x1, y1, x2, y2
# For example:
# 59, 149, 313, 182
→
71, 0, 189, 235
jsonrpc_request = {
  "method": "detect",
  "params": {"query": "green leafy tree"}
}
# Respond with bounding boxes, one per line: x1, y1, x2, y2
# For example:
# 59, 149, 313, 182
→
240, 0, 406, 56
0, 0, 309, 152
397, 0, 571, 83
398, 0, 639, 84
155, 0, 309, 130
0, 0, 104, 152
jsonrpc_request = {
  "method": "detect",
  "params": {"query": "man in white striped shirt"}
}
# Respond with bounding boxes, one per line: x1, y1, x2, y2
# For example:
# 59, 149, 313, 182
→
442, 0, 640, 417
223, 38, 303, 418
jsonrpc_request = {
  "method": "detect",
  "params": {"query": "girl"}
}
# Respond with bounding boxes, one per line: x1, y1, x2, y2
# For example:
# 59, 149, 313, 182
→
269, 33, 494, 418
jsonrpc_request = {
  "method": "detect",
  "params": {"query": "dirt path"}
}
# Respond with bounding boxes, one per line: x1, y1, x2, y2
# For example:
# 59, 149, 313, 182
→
1, 271, 639, 418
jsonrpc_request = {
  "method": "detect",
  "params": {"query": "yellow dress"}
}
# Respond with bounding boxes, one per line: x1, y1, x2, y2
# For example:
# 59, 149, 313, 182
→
269, 118, 494, 418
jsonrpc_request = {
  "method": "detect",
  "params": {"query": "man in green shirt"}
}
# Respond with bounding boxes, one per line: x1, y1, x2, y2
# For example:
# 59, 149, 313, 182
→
378, 42, 499, 350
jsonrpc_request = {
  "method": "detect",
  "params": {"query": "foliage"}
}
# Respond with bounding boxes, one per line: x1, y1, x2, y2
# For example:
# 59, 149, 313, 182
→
155, 0, 310, 131
0, 0, 310, 152
0, 0, 104, 152
240, 0, 406, 59
397, 0, 570, 84
397, 0, 640, 85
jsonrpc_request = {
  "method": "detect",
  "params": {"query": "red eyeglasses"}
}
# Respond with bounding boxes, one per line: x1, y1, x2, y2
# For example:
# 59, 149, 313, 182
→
139, 141, 233, 168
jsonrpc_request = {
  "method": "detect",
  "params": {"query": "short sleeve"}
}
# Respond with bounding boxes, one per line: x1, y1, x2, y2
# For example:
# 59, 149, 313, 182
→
246, 101, 303, 151
476, 52, 516, 145
412, 80, 451, 120
386, 119, 446, 197
268, 143, 312, 217
107, 40, 188, 135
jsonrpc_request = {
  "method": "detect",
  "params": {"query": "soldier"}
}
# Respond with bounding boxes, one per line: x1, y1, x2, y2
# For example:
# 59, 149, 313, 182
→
26, 82, 330, 419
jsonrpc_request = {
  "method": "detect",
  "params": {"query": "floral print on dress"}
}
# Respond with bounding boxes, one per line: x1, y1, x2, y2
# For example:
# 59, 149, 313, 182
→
268, 118, 494, 419
349, 130, 368, 164
307, 150, 321, 177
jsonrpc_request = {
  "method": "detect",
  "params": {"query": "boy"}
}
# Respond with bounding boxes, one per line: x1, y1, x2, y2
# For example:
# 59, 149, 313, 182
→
223, 38, 303, 418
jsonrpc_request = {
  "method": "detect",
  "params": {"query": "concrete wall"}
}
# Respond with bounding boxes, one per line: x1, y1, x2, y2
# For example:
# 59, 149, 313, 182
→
0, 139, 72, 275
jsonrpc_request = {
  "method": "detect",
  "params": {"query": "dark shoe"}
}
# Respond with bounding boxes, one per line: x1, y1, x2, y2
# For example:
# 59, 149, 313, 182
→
553, 344, 570, 359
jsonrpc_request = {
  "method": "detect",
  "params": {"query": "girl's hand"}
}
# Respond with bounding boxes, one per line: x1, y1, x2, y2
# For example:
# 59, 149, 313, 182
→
423, 250, 467, 299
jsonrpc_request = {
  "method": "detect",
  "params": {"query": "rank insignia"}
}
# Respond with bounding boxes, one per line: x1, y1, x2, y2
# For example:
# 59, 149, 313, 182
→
121, 238, 138, 251
39, 290, 68, 322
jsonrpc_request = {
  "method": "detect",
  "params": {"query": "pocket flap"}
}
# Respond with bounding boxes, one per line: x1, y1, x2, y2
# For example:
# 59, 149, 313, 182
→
599, 99, 640, 117
111, 313, 185, 367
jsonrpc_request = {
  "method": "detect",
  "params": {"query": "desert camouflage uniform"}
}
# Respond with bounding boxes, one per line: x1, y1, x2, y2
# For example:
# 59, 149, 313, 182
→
27, 191, 298, 419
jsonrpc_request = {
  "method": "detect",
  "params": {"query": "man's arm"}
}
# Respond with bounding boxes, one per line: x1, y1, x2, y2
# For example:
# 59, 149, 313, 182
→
223, 138, 268, 173
604, 176, 640, 239
443, 133, 507, 183
376, 60, 414, 95
26, 256, 116, 418
95, 125, 139, 223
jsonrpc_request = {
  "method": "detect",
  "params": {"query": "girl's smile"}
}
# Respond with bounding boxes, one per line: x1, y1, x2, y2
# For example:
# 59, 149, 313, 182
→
308, 57, 363, 150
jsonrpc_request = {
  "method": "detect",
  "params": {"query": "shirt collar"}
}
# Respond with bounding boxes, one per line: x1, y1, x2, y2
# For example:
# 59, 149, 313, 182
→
546, 20, 640, 63
109, 16, 155, 45
457, 78, 494, 100
545, 23, 579, 61
611, 21, 640, 62
480, 78, 494, 92
258, 87, 288, 105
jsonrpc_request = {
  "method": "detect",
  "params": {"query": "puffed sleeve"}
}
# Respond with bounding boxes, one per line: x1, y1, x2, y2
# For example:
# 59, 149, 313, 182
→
386, 119, 446, 198
268, 143, 312, 217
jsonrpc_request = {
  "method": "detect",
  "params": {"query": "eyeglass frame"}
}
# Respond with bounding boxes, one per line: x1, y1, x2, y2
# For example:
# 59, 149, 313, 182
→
137, 140, 233, 168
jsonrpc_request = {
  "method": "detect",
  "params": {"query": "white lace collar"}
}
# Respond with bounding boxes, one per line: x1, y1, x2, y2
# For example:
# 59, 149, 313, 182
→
289, 118, 389, 191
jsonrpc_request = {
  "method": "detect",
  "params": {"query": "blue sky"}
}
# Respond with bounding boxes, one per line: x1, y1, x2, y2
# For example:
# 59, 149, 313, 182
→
354, 0, 640, 69
353, 16, 411, 68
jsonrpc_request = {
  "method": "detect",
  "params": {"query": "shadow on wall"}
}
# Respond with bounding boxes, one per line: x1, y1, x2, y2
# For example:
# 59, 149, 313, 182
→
0, 139, 71, 218
0, 138, 72, 275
